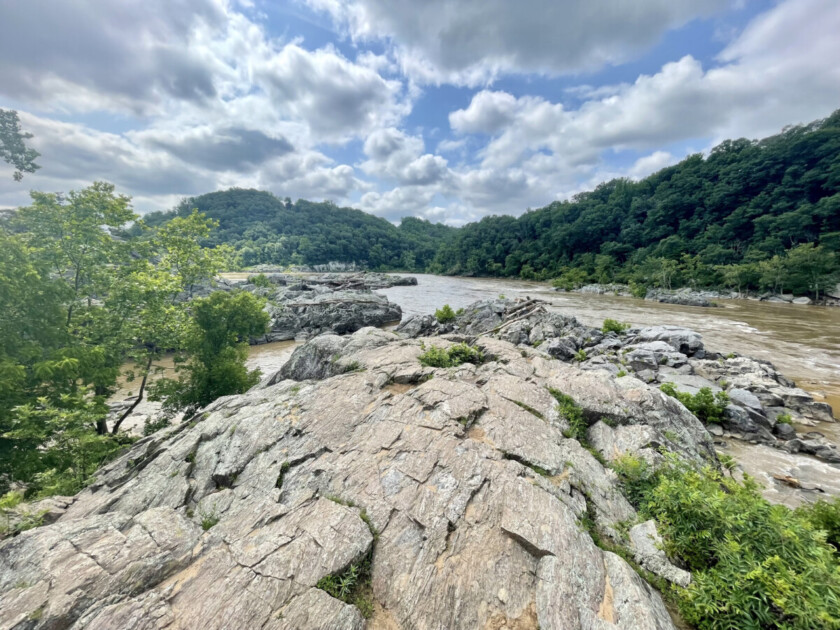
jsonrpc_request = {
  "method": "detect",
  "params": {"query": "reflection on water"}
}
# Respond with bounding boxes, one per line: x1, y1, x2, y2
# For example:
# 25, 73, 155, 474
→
378, 274, 840, 416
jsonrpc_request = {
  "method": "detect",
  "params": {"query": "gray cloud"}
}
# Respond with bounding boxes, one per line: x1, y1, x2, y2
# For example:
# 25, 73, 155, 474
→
306, 0, 726, 84
256, 45, 407, 140
142, 127, 294, 172
0, 0, 224, 113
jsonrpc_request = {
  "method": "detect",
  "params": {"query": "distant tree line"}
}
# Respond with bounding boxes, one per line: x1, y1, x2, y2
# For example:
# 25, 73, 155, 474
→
136, 190, 457, 272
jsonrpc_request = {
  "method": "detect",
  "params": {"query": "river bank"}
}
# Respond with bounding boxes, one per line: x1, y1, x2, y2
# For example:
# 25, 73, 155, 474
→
377, 274, 840, 416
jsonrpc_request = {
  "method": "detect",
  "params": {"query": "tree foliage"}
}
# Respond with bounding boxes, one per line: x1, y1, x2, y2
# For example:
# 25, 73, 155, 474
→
0, 109, 40, 181
137, 189, 457, 272
150, 291, 269, 415
0, 182, 238, 496
427, 110, 840, 296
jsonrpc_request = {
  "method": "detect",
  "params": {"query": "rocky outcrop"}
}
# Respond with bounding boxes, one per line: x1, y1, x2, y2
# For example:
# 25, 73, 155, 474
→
238, 273, 408, 342
400, 298, 837, 462
1, 328, 702, 629
195, 273, 410, 343
644, 288, 717, 307
264, 290, 401, 342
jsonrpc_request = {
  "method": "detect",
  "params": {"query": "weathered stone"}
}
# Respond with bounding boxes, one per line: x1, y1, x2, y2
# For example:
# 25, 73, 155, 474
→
728, 388, 763, 411
773, 422, 796, 440
1, 331, 685, 629
629, 520, 691, 588
632, 326, 704, 356
266, 290, 401, 341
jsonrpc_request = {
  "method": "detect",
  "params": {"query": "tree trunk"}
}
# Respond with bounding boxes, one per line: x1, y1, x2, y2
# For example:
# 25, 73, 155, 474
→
112, 355, 152, 434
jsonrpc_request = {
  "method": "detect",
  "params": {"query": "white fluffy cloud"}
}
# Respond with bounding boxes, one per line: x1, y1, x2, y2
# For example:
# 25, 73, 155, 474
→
361, 128, 450, 186
446, 0, 840, 215
0, 0, 415, 211
305, 0, 725, 85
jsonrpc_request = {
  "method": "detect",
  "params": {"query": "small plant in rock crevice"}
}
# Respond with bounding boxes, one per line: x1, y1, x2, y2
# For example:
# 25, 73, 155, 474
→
199, 505, 220, 531
602, 318, 630, 334
434, 304, 456, 323
659, 383, 729, 424
418, 343, 484, 368
549, 388, 587, 441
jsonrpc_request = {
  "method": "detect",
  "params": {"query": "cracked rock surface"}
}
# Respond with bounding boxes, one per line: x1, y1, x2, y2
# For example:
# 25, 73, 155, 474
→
1, 327, 712, 629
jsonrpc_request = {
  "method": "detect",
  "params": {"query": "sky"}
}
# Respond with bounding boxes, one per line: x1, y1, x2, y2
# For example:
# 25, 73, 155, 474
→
1, 0, 839, 225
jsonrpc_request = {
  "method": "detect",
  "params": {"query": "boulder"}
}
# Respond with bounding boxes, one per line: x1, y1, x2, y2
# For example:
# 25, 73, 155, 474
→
632, 326, 704, 356
645, 288, 713, 308
266, 290, 401, 341
773, 422, 797, 440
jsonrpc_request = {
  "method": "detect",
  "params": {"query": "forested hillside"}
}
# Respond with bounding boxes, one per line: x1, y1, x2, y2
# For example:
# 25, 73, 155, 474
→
430, 109, 840, 296
142, 109, 840, 297
138, 189, 456, 271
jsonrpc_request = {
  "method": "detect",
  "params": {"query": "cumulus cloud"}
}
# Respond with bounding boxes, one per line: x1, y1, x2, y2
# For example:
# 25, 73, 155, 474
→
0, 0, 410, 211
0, 0, 227, 114
304, 0, 726, 85
627, 151, 678, 180
255, 44, 408, 141
1, 0, 839, 228
361, 128, 450, 186
449, 0, 840, 188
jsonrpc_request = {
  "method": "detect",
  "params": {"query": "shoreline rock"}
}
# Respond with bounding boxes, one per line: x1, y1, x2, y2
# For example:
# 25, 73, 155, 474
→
568, 283, 837, 307
229, 272, 412, 343
399, 297, 839, 466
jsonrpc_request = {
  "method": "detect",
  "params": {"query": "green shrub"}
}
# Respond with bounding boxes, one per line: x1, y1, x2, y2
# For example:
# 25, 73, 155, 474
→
642, 458, 840, 629
798, 498, 840, 553
660, 383, 729, 423
418, 343, 484, 368
199, 506, 219, 531
611, 453, 658, 509
317, 551, 374, 618
776, 413, 793, 425
629, 282, 648, 298
573, 349, 588, 362
434, 304, 456, 323
602, 318, 630, 334
549, 388, 587, 441
250, 273, 273, 288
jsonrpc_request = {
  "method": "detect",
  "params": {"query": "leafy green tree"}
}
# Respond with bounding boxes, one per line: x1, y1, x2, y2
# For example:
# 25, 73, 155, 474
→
717, 263, 758, 295
0, 109, 40, 181
156, 209, 236, 298
11, 182, 136, 326
151, 291, 269, 415
785, 243, 838, 299
759, 255, 788, 295
3, 392, 129, 497
1, 183, 238, 494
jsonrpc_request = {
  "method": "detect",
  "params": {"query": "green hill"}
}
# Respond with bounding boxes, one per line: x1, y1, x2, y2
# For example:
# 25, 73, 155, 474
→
429, 109, 840, 296
138, 189, 456, 271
